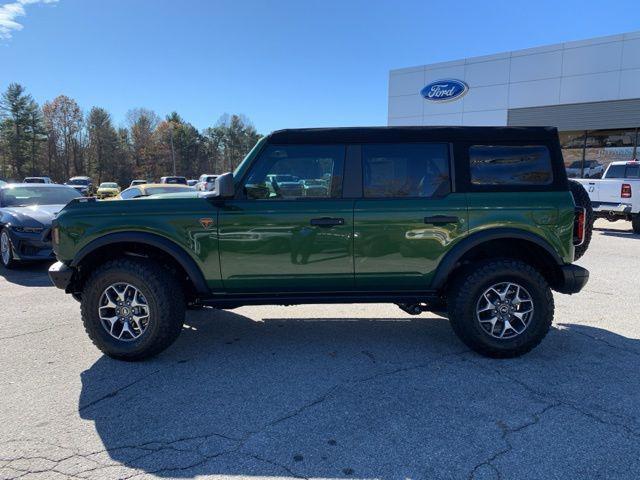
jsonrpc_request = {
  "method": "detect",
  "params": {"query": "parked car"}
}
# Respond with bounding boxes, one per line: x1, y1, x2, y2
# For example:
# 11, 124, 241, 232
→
96, 182, 121, 199
301, 178, 329, 197
265, 174, 303, 198
195, 174, 218, 191
1, 183, 81, 268
65, 176, 93, 196
49, 126, 590, 361
187, 179, 198, 187
575, 160, 640, 233
160, 176, 187, 185
118, 183, 195, 199
566, 160, 605, 179
129, 180, 147, 187
23, 176, 53, 184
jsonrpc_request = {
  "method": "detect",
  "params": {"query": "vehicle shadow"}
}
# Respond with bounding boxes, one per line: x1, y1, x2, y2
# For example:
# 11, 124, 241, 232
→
78, 310, 640, 479
593, 226, 640, 239
0, 261, 53, 287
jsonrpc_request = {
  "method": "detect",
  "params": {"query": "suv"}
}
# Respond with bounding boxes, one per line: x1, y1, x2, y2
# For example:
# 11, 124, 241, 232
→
48, 127, 590, 361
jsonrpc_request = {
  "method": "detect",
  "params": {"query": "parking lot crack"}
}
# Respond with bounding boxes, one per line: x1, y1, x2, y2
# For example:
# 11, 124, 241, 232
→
78, 368, 164, 413
468, 403, 559, 480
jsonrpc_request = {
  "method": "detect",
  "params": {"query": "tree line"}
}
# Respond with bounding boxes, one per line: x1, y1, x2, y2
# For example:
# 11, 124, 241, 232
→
0, 83, 262, 185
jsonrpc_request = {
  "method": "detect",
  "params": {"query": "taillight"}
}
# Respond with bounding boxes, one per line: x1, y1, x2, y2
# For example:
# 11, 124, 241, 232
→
573, 207, 586, 247
622, 184, 632, 198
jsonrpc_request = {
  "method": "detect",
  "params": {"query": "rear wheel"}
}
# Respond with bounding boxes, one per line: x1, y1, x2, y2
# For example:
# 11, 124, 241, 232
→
80, 258, 185, 361
447, 259, 554, 358
633, 214, 640, 234
569, 180, 593, 260
0, 228, 18, 269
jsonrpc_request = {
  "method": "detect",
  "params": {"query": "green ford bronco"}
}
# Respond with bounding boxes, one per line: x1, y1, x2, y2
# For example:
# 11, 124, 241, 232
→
49, 127, 590, 361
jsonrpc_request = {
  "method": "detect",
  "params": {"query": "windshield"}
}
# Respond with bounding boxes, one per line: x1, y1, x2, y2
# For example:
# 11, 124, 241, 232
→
100, 183, 118, 188
568, 161, 582, 168
145, 186, 193, 196
1, 186, 80, 207
68, 178, 89, 186
164, 178, 186, 184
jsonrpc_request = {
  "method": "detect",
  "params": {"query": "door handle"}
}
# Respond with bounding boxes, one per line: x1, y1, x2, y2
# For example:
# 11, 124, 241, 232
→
424, 215, 458, 225
310, 217, 345, 228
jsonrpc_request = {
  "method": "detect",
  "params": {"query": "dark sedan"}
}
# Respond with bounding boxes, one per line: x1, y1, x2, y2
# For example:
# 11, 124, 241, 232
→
0, 184, 81, 268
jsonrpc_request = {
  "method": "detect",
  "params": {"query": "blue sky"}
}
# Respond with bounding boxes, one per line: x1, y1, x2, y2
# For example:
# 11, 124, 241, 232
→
1, 0, 638, 133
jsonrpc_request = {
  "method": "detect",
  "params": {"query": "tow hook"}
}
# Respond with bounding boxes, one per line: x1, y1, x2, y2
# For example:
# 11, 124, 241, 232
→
396, 303, 429, 315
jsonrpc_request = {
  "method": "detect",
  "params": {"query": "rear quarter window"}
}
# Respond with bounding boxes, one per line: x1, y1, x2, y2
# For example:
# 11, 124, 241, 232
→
470, 145, 553, 186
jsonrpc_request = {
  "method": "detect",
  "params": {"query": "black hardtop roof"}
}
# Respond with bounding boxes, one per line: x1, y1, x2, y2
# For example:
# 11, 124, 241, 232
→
267, 126, 559, 144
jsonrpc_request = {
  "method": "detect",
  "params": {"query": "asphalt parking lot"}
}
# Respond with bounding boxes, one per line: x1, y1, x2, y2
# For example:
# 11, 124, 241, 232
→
1, 219, 639, 480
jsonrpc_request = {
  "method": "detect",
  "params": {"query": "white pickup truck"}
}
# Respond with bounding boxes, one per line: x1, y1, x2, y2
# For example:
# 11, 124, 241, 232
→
575, 160, 640, 233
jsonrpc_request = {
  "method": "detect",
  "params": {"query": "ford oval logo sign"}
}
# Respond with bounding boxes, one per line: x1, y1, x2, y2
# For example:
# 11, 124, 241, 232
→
421, 79, 468, 102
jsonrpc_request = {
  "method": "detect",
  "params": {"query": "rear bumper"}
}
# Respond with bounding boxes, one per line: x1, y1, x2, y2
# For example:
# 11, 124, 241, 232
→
591, 202, 632, 214
48, 261, 75, 291
555, 264, 589, 294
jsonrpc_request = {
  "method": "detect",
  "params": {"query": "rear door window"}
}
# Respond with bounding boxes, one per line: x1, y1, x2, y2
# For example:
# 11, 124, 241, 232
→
362, 143, 450, 198
470, 145, 553, 186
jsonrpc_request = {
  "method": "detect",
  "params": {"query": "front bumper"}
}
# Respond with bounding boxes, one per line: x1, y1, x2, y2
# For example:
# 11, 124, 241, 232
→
48, 261, 75, 290
555, 264, 589, 294
7, 229, 55, 261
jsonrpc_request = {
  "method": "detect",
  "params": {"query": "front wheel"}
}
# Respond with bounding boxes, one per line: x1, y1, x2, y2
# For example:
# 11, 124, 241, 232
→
447, 259, 554, 358
80, 258, 185, 361
0, 228, 18, 269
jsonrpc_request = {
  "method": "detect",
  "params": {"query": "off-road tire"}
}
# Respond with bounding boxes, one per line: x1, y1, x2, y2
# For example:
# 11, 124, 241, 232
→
632, 214, 640, 234
80, 258, 185, 361
447, 259, 554, 358
0, 228, 18, 269
569, 179, 593, 260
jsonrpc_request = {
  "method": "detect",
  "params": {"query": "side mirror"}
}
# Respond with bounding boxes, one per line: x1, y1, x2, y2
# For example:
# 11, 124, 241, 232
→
205, 172, 234, 199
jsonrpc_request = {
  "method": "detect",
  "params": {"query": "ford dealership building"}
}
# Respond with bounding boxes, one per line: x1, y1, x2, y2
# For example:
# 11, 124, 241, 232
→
388, 31, 640, 177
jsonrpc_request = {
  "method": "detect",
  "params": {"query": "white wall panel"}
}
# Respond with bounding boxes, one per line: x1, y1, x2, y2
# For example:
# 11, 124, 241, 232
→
562, 42, 623, 76
510, 50, 562, 82
621, 38, 640, 70
462, 110, 508, 126
388, 70, 424, 97
422, 113, 463, 126
388, 95, 422, 118
464, 59, 510, 87
463, 84, 508, 111
560, 71, 621, 104
508, 78, 561, 108
388, 31, 640, 127
620, 69, 640, 98
388, 116, 423, 126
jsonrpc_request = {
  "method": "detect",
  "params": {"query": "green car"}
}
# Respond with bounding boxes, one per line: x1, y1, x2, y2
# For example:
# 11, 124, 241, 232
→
48, 127, 591, 361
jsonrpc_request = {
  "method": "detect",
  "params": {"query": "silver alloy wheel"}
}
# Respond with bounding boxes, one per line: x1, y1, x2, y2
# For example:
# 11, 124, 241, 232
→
98, 283, 150, 341
476, 282, 534, 339
1, 230, 10, 266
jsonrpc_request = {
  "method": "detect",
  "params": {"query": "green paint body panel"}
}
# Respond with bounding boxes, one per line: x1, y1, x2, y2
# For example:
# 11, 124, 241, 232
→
353, 194, 468, 290
54, 190, 575, 295
218, 199, 353, 292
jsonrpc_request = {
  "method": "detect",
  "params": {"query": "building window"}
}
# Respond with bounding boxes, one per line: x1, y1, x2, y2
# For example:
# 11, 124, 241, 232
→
561, 128, 639, 178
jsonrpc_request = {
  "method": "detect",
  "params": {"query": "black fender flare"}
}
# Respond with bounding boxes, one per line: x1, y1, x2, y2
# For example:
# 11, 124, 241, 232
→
71, 231, 209, 294
430, 228, 564, 290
